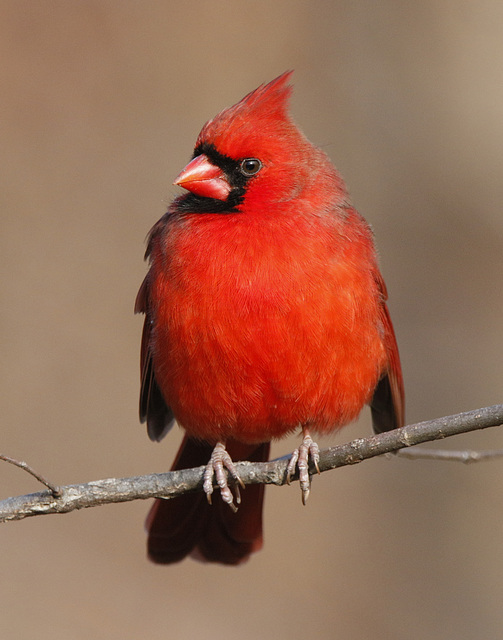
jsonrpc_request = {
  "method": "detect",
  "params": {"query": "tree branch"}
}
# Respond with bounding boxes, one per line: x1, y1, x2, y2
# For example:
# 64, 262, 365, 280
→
1, 404, 502, 523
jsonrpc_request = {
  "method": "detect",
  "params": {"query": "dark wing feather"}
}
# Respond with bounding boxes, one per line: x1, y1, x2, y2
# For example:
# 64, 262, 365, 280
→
135, 273, 175, 442
370, 273, 405, 434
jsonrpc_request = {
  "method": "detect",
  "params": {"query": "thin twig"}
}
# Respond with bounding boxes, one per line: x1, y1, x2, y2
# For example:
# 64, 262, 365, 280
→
0, 404, 502, 523
396, 448, 503, 463
0, 455, 61, 497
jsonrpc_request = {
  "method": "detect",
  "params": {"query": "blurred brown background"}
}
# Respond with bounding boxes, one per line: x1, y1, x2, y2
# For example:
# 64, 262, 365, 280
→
2, 2, 503, 639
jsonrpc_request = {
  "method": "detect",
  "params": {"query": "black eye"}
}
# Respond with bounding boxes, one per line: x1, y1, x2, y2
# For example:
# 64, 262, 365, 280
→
239, 158, 262, 176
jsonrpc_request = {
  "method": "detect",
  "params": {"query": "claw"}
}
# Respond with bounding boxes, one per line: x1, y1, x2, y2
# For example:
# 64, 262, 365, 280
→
286, 431, 320, 505
203, 442, 245, 512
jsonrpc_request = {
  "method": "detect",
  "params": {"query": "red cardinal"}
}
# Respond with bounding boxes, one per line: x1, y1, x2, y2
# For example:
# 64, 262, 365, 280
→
136, 72, 404, 565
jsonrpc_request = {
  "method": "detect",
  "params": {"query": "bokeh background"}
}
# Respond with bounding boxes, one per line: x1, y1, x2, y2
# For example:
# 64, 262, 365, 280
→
2, 2, 503, 639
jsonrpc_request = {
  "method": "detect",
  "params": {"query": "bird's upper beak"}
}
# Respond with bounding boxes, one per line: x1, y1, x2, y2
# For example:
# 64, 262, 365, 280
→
174, 154, 231, 201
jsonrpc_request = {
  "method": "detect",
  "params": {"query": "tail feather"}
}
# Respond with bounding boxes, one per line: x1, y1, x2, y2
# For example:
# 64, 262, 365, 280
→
147, 436, 270, 565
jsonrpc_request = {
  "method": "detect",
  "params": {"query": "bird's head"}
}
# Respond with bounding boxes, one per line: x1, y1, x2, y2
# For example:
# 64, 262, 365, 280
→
173, 72, 326, 216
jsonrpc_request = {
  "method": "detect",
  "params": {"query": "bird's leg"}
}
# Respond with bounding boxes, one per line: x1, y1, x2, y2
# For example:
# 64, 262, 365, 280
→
203, 441, 245, 513
286, 428, 321, 505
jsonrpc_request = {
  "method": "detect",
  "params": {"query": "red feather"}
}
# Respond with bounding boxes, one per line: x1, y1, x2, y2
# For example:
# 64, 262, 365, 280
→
137, 72, 404, 564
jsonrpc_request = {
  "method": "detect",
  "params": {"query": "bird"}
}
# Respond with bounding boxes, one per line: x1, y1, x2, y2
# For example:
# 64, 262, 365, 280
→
135, 72, 404, 565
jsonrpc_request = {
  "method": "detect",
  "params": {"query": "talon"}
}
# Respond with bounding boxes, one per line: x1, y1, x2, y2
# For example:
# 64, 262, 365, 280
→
286, 449, 299, 485
311, 441, 320, 475
203, 442, 243, 512
286, 431, 320, 504
203, 465, 214, 504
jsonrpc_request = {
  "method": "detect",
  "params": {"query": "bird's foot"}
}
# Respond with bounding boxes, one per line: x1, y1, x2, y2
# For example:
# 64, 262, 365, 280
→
203, 442, 245, 513
286, 432, 320, 505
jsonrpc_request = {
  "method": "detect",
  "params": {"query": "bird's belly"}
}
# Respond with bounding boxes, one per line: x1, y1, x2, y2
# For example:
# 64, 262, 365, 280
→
152, 275, 386, 445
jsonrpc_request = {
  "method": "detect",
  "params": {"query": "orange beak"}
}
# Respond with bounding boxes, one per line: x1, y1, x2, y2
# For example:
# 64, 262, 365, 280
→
174, 154, 231, 201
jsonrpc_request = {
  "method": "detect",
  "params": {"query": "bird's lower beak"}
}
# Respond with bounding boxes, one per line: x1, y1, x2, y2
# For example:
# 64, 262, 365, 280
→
174, 154, 231, 201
